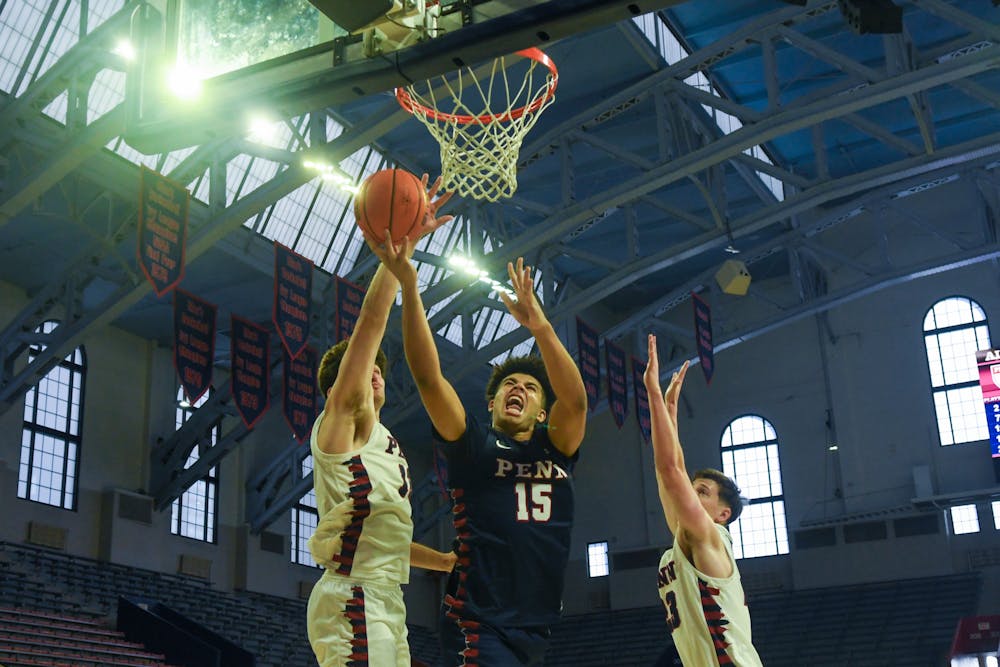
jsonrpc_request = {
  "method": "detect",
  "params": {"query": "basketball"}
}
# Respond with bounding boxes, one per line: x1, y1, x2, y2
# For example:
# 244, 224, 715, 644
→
353, 168, 428, 244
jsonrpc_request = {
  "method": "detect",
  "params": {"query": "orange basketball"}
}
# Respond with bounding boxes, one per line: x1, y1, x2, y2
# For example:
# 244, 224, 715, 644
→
353, 168, 428, 244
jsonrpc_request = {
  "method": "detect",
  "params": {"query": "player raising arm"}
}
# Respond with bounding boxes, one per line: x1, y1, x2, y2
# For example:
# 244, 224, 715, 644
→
306, 176, 455, 667
374, 243, 588, 666
643, 334, 763, 667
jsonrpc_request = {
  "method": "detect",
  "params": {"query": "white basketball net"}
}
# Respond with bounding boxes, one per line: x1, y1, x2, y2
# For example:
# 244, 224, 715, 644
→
398, 50, 557, 202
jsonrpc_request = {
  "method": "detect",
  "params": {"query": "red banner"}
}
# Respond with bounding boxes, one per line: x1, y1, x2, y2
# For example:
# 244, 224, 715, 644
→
692, 291, 714, 385
336, 276, 365, 342
950, 615, 1000, 657
173, 290, 215, 405
632, 356, 651, 443
231, 316, 269, 429
605, 339, 628, 429
273, 243, 313, 360
138, 166, 188, 297
284, 345, 317, 444
576, 317, 600, 411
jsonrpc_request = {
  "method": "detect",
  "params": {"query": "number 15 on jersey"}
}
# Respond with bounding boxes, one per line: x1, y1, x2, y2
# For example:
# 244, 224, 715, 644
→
515, 482, 552, 522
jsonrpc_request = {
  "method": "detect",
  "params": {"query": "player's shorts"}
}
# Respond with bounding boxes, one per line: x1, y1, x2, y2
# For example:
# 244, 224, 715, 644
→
439, 608, 550, 667
307, 573, 410, 667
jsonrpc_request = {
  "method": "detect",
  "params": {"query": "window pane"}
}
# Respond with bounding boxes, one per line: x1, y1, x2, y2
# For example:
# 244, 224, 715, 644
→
992, 500, 1000, 530
587, 542, 609, 578
924, 298, 992, 447
950, 504, 980, 535
170, 386, 219, 542
720, 415, 787, 560
19, 321, 84, 510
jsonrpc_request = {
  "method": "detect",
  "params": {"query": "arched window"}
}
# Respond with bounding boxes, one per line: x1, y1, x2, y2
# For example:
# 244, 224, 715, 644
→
923, 297, 991, 446
720, 415, 789, 559
291, 454, 319, 567
18, 321, 86, 510
170, 387, 219, 542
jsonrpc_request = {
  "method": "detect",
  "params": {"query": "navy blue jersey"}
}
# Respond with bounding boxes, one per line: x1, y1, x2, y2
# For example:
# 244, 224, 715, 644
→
436, 414, 577, 629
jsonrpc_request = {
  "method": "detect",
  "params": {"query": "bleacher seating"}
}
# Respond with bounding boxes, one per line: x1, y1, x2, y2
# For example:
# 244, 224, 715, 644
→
1, 542, 982, 666
0, 541, 439, 667
544, 572, 982, 667
0, 605, 177, 667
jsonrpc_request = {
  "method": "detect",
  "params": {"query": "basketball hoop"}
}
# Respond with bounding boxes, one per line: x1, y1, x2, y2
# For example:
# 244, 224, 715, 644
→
396, 47, 558, 202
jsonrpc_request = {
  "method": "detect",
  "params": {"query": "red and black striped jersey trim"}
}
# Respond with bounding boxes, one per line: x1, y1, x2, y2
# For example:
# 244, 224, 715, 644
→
344, 585, 368, 666
332, 456, 373, 576
698, 578, 734, 666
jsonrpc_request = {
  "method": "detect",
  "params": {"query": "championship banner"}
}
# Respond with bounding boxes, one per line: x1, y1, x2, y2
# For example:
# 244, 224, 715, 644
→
975, 349, 1000, 458
138, 166, 188, 297
231, 316, 270, 430
949, 615, 1000, 658
273, 243, 313, 360
335, 276, 365, 342
284, 345, 317, 444
605, 339, 628, 429
632, 356, 651, 444
576, 317, 600, 410
173, 290, 216, 405
692, 291, 715, 385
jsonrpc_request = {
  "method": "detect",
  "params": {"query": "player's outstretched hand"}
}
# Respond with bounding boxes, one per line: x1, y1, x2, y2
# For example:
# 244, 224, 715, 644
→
419, 174, 454, 238
644, 334, 662, 395
663, 359, 689, 427
367, 232, 418, 286
499, 257, 548, 332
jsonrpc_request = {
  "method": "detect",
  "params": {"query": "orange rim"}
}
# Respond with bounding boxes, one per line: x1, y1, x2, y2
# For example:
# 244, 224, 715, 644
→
396, 47, 558, 125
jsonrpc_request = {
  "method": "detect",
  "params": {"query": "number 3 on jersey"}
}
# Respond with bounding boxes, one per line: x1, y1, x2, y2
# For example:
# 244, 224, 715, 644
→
514, 482, 552, 522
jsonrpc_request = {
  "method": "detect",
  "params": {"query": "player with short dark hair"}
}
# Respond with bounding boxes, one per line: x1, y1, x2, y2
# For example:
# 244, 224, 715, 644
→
374, 245, 588, 666
643, 334, 763, 667
305, 177, 456, 667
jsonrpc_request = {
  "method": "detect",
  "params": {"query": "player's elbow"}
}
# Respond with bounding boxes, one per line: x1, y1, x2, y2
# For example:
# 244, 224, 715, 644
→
655, 461, 689, 488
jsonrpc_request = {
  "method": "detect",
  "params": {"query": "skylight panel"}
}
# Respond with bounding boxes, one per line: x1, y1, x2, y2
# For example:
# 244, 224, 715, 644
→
631, 11, 784, 201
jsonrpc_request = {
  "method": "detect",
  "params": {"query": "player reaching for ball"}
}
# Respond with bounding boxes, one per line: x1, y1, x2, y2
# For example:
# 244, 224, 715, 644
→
306, 173, 457, 667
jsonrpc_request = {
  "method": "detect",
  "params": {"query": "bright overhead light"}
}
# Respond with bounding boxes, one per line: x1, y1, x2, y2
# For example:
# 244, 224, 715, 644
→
247, 115, 280, 144
303, 159, 358, 193
448, 255, 514, 296
828, 445, 839, 451
113, 39, 136, 61
166, 65, 203, 100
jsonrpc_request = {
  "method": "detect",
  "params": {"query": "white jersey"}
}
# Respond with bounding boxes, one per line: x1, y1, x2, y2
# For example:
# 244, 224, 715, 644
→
657, 524, 763, 667
308, 413, 413, 585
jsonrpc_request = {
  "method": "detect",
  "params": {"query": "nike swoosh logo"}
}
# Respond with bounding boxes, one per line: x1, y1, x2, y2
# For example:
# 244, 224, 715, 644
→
496, 440, 512, 450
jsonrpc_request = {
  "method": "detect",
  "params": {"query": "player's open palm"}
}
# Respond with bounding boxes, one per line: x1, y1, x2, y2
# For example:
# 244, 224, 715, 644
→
499, 257, 547, 331
418, 173, 454, 237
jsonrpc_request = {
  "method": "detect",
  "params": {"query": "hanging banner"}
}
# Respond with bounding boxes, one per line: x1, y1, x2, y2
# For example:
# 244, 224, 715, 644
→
273, 243, 313, 360
632, 356, 651, 444
576, 318, 600, 411
173, 290, 216, 405
138, 166, 189, 297
692, 291, 715, 385
605, 339, 628, 429
336, 276, 365, 342
231, 316, 269, 430
975, 349, 1000, 458
284, 345, 317, 444
949, 615, 1000, 658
